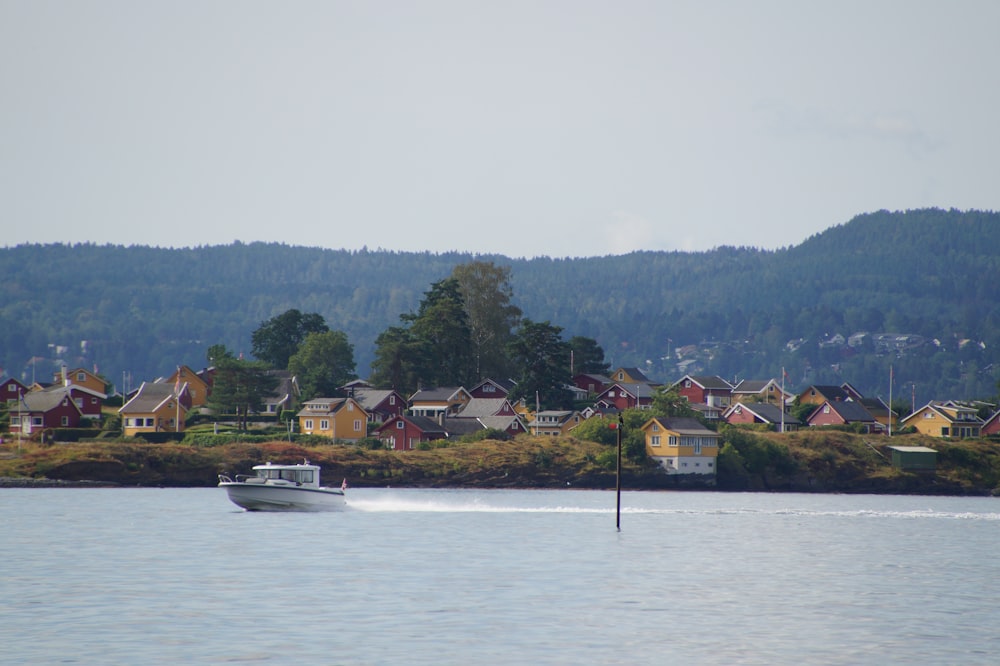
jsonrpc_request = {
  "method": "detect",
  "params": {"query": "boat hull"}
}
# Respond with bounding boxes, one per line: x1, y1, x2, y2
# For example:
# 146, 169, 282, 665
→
219, 482, 346, 512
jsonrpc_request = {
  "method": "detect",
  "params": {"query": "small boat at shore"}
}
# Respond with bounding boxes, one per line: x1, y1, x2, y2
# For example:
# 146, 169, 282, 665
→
218, 461, 346, 512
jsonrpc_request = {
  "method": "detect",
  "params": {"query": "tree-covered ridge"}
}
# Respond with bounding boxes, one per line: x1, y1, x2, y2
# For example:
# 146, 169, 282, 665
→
1, 208, 998, 403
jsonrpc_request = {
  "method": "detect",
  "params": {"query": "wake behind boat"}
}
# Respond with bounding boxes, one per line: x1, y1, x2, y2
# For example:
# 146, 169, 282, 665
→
218, 461, 346, 512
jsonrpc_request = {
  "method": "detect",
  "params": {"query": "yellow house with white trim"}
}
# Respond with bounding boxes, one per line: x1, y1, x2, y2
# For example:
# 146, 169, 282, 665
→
641, 416, 720, 475
296, 397, 369, 441
899, 401, 983, 438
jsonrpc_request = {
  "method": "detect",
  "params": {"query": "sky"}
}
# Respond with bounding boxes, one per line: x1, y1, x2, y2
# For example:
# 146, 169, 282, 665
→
2, 1, 998, 258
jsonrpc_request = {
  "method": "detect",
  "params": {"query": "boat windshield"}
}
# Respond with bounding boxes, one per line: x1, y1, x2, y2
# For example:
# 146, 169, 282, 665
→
257, 468, 315, 484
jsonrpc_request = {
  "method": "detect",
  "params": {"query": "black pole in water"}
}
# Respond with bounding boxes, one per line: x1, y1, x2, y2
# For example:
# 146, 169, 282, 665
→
615, 413, 623, 530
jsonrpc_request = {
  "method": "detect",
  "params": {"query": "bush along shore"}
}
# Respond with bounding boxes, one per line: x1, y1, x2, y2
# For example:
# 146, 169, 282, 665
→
2, 430, 1000, 495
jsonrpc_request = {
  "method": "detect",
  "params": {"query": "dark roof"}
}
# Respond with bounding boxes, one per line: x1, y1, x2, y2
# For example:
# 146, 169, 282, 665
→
812, 400, 876, 423
675, 375, 733, 390
806, 385, 853, 401
405, 414, 448, 434
653, 417, 718, 435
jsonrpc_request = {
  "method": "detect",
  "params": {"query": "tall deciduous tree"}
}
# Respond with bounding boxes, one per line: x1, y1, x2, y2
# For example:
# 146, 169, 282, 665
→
206, 357, 279, 430
251, 309, 329, 369
451, 261, 522, 380
508, 319, 573, 410
288, 330, 356, 400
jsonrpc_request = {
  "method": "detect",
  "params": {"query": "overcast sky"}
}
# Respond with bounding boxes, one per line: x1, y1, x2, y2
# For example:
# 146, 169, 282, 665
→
2, 1, 997, 258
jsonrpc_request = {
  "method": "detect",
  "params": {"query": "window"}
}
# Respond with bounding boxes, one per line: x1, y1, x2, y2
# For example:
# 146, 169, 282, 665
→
74, 398, 83, 408
396, 420, 405, 429
684, 380, 691, 388
348, 402, 354, 411
941, 427, 949, 436
924, 412, 933, 418
650, 435, 661, 447
145, 418, 155, 427
693, 440, 702, 455
652, 423, 659, 431
484, 384, 495, 393
320, 420, 329, 430
304, 419, 314, 430
61, 416, 69, 426
389, 395, 396, 405
668, 436, 678, 447
354, 419, 362, 431
77, 372, 86, 382
823, 405, 830, 413
7, 384, 16, 392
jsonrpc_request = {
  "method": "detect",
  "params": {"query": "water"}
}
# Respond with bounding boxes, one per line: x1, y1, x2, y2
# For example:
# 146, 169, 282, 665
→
2, 488, 999, 665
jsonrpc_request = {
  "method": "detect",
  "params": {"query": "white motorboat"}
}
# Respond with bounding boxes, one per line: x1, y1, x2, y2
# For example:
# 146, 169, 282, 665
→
218, 461, 346, 512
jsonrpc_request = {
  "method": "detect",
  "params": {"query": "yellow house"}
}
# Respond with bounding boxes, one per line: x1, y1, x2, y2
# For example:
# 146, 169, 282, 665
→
899, 401, 983, 438
297, 397, 369, 441
161, 365, 211, 408
53, 366, 108, 396
119, 381, 189, 436
641, 416, 720, 475
529, 410, 583, 436
610, 367, 654, 385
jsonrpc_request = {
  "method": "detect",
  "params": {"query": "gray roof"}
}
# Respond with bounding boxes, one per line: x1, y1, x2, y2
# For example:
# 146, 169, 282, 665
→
120, 382, 186, 414
410, 386, 467, 402
20, 387, 81, 414
457, 398, 509, 418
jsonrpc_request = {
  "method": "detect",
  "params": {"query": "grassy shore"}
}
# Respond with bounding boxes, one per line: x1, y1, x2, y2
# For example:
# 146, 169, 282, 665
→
2, 431, 1000, 494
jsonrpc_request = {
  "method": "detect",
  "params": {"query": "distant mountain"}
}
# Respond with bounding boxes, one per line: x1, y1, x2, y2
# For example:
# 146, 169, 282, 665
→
1, 208, 998, 404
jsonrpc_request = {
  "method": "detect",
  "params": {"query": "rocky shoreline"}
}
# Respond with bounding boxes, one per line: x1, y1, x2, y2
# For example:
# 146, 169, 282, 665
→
0, 476, 120, 488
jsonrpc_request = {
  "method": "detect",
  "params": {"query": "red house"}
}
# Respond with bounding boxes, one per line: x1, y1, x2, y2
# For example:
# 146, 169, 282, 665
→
806, 400, 884, 434
468, 378, 516, 399
572, 373, 611, 396
671, 375, 734, 408
981, 411, 1000, 436
9, 387, 84, 436
348, 388, 407, 423
375, 415, 448, 450
1, 377, 28, 407
595, 383, 655, 411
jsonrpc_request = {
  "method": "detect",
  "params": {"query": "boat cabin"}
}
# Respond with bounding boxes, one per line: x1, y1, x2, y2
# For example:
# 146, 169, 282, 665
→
252, 462, 320, 486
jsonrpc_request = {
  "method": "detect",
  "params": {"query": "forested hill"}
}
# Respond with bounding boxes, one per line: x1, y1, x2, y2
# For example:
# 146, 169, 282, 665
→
2, 208, 999, 404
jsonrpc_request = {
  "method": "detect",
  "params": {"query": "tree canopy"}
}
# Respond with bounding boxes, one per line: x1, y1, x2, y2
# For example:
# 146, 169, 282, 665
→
251, 309, 329, 369
288, 330, 356, 400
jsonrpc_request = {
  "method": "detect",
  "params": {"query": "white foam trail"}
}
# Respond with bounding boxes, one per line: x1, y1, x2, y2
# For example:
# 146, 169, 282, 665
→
344, 496, 1000, 520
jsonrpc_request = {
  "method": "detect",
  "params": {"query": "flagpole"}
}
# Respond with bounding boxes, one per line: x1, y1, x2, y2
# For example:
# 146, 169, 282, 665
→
780, 368, 786, 434
888, 365, 893, 437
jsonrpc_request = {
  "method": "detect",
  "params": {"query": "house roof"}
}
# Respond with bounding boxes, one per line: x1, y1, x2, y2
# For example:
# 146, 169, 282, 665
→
802, 385, 855, 401
810, 400, 876, 423
724, 402, 798, 425
350, 388, 399, 410
732, 379, 768, 393
19, 386, 84, 415
469, 378, 517, 394
119, 382, 187, 415
900, 401, 983, 425
615, 367, 651, 382
409, 386, 468, 402
644, 416, 718, 436
397, 414, 447, 435
675, 375, 734, 391
457, 398, 509, 418
296, 397, 362, 416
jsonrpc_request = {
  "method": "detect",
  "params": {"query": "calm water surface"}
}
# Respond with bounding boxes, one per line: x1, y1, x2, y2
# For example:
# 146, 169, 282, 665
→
2, 488, 999, 665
